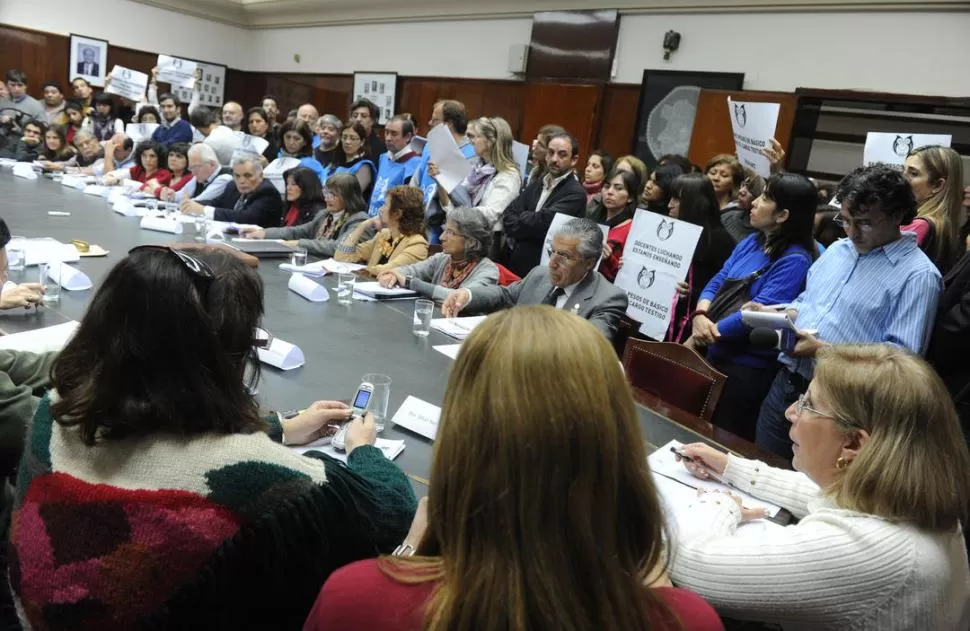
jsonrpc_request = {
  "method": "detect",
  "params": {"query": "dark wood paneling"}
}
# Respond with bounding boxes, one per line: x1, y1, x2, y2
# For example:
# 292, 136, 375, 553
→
398, 77, 525, 137
520, 82, 601, 166
595, 84, 641, 159
0, 25, 69, 91
527, 10, 620, 82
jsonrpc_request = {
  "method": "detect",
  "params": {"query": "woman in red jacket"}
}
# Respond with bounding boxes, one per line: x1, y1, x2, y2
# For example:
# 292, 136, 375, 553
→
150, 142, 192, 198
587, 168, 641, 282
306, 307, 725, 631
103, 140, 172, 191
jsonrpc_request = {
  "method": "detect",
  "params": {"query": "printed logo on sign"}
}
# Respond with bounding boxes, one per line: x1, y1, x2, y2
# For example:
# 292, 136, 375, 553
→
734, 103, 747, 128
893, 135, 914, 158
637, 267, 656, 290
656, 218, 675, 241
121, 69, 132, 80
173, 59, 183, 69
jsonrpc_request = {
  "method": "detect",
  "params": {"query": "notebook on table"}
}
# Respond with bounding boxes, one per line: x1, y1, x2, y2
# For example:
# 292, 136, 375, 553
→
226, 239, 298, 258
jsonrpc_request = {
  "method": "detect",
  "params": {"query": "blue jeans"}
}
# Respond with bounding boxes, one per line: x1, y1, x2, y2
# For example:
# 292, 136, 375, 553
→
755, 368, 809, 462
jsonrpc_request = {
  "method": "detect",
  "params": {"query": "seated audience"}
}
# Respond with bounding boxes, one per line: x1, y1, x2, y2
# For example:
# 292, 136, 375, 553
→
246, 173, 374, 258
754, 165, 942, 460
704, 154, 743, 211
69, 77, 93, 114
525, 124, 565, 187
40, 124, 75, 163
0, 118, 44, 162
190, 107, 237, 166
336, 185, 429, 275
40, 82, 67, 127
443, 218, 628, 339
63, 100, 84, 144
411, 101, 474, 231
349, 98, 386, 159
297, 103, 320, 136
614, 154, 650, 201
0, 70, 44, 140
502, 131, 587, 277
582, 149, 613, 202
666, 173, 736, 343
313, 114, 342, 167
721, 171, 764, 243
687, 173, 818, 440
245, 106, 279, 164
430, 116, 521, 243
266, 118, 325, 191
815, 181, 836, 204
929, 241, 970, 448
671, 344, 970, 630
902, 145, 964, 273
136, 106, 160, 124
307, 307, 724, 631
148, 141, 191, 198
262, 95, 280, 129
151, 92, 194, 148
813, 205, 845, 248
587, 169, 641, 282
366, 115, 422, 216
377, 207, 499, 301
327, 122, 375, 201
221, 101, 244, 131
8, 246, 416, 629
641, 163, 684, 215
66, 130, 103, 169
104, 140, 172, 189
163, 143, 234, 204
87, 93, 124, 141
658, 153, 696, 175
279, 166, 327, 227
182, 155, 283, 227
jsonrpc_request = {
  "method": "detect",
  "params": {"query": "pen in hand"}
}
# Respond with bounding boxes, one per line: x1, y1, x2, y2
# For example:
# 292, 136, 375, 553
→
671, 446, 727, 484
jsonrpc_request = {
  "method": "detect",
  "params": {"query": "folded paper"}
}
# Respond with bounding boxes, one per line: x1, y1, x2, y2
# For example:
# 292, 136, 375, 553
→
45, 262, 92, 291
139, 215, 183, 234
390, 395, 441, 440
256, 336, 305, 370
288, 273, 329, 302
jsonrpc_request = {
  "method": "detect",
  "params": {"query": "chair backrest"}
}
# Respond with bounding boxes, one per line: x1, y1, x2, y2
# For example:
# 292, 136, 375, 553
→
621, 339, 727, 422
496, 263, 521, 287
611, 315, 639, 358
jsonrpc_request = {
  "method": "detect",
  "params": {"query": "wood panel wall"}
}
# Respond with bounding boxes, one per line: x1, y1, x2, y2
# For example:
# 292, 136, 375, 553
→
0, 22, 645, 167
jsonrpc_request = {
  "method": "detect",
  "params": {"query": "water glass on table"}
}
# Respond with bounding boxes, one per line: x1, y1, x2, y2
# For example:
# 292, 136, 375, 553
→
6, 237, 26, 272
38, 261, 61, 304
361, 373, 391, 433
336, 273, 355, 305
194, 216, 209, 242
290, 248, 308, 268
413, 299, 434, 337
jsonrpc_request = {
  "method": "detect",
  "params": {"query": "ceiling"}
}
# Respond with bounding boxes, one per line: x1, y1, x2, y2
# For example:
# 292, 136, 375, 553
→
133, 0, 969, 28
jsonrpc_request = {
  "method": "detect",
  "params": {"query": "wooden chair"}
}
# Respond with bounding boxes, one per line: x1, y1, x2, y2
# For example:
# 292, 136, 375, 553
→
611, 314, 639, 358
621, 339, 727, 422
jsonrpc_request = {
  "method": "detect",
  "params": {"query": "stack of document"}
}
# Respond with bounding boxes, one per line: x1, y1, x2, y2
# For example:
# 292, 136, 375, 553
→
320, 259, 367, 274
279, 260, 328, 277
429, 316, 487, 341
290, 437, 405, 463
352, 281, 417, 300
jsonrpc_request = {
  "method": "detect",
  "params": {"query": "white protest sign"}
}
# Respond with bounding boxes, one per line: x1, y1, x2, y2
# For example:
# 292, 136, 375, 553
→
125, 123, 159, 144
426, 124, 472, 193
540, 212, 609, 268
155, 55, 197, 88
232, 131, 270, 157
104, 66, 148, 102
614, 210, 704, 341
727, 98, 780, 178
390, 396, 442, 440
863, 132, 952, 167
513, 141, 530, 180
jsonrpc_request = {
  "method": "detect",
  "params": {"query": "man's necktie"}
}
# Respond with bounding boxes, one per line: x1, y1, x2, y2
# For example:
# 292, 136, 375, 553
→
233, 195, 247, 212
542, 287, 564, 307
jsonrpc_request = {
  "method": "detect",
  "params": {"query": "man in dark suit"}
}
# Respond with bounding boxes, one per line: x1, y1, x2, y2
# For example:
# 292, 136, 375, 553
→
182, 155, 283, 228
76, 47, 100, 77
928, 249, 970, 444
501, 131, 587, 277
443, 217, 628, 339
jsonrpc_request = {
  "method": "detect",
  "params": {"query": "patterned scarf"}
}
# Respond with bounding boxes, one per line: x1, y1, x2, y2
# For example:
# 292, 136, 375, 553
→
464, 160, 497, 206
440, 257, 478, 289
378, 234, 403, 265
315, 211, 347, 241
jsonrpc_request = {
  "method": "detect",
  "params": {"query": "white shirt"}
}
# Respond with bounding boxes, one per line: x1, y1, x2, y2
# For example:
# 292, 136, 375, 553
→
554, 278, 583, 311
536, 171, 574, 212
203, 125, 237, 166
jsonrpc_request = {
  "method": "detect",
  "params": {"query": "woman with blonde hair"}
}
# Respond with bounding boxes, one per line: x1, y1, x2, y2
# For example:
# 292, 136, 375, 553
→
704, 154, 744, 211
306, 307, 724, 631
429, 116, 522, 233
671, 344, 970, 630
902, 145, 965, 273
614, 154, 650, 199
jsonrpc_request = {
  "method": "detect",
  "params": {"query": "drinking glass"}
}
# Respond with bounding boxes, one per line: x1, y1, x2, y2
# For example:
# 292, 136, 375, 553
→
6, 237, 26, 272
361, 373, 391, 433
290, 248, 308, 267
194, 216, 209, 242
337, 273, 355, 305
38, 261, 61, 304
412, 299, 433, 337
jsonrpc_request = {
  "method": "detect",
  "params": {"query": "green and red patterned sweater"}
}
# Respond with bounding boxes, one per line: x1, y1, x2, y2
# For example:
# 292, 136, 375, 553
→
9, 393, 417, 630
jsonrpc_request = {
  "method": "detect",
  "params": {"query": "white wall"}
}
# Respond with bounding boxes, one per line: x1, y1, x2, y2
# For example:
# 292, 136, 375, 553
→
616, 12, 970, 96
0, 0, 247, 68
248, 18, 533, 79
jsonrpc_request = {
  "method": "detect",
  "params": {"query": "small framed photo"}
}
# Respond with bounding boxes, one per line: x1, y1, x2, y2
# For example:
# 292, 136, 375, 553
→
68, 34, 109, 88
353, 72, 397, 125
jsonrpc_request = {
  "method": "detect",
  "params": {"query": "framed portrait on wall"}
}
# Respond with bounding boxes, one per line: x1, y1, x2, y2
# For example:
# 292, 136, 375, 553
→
68, 34, 109, 88
633, 70, 745, 167
352, 72, 397, 125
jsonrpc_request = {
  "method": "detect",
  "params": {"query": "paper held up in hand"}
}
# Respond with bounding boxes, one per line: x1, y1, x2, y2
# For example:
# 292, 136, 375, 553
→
0, 321, 80, 353
256, 330, 305, 370
104, 66, 149, 102
126, 123, 159, 144
426, 124, 472, 193
155, 55, 197, 88
430, 316, 487, 341
727, 97, 780, 178
863, 132, 952, 167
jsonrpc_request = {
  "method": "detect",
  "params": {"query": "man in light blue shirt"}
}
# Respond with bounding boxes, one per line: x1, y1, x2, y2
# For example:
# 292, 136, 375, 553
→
752, 165, 941, 460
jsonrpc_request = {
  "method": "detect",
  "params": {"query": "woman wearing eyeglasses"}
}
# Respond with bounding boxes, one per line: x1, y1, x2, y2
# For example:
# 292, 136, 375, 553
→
670, 344, 970, 630
335, 185, 429, 276
7, 246, 417, 630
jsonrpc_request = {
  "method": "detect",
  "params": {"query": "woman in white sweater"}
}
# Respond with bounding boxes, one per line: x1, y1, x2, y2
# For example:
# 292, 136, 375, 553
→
670, 344, 970, 631
428, 116, 521, 234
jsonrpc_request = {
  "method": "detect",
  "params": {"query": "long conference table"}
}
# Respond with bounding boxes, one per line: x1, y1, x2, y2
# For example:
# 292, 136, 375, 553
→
0, 171, 788, 494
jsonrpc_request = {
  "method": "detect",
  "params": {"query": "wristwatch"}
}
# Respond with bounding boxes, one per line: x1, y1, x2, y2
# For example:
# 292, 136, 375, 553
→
393, 543, 416, 557
404, 275, 413, 290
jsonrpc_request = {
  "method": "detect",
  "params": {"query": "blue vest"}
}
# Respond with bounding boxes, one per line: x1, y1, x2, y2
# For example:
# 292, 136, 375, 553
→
368, 151, 422, 216
331, 159, 375, 178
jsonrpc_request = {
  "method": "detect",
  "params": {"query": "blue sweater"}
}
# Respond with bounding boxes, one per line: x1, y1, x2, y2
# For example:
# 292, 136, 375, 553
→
152, 119, 194, 148
700, 233, 814, 367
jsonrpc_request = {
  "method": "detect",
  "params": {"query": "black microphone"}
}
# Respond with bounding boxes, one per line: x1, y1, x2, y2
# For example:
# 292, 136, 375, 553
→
749, 328, 782, 350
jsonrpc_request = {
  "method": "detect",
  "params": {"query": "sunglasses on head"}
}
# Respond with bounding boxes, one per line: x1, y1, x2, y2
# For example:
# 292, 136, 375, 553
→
128, 245, 215, 281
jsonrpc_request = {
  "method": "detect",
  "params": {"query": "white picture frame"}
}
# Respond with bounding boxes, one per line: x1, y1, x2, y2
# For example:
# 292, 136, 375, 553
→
69, 34, 109, 88
352, 72, 397, 125
173, 60, 226, 108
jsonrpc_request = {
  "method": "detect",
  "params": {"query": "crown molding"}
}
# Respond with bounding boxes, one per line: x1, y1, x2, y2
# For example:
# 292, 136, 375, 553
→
132, 0, 970, 29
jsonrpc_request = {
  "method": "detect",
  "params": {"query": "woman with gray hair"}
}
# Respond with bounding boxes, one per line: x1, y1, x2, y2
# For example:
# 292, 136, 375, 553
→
377, 207, 499, 301
314, 114, 343, 167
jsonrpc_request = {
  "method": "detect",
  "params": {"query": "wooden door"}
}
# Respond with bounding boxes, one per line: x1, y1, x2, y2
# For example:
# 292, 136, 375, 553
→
519, 82, 602, 168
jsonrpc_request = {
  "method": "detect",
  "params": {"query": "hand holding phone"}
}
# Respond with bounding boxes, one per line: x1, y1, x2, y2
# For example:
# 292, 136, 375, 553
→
332, 382, 374, 451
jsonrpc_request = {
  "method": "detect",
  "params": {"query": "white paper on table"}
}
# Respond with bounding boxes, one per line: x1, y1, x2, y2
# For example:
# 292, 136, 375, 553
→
256, 335, 305, 370
155, 55, 197, 88
121, 179, 143, 193
426, 124, 472, 193
432, 344, 461, 360
613, 210, 703, 341
352, 281, 418, 299
112, 199, 139, 216
727, 98, 780, 178
107, 188, 129, 205
512, 141, 530, 180
390, 395, 441, 440
0, 158, 16, 168
22, 238, 81, 266
320, 259, 367, 274
60, 175, 82, 188
863, 132, 952, 167
12, 163, 37, 180
0, 320, 80, 353
45, 262, 92, 291
648, 440, 781, 517
139, 214, 183, 234
104, 66, 149, 102
125, 123, 159, 144
430, 315, 487, 341
279, 261, 328, 277
539, 213, 609, 268
83, 185, 110, 197
288, 273, 329, 302
291, 437, 405, 463
233, 131, 270, 157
